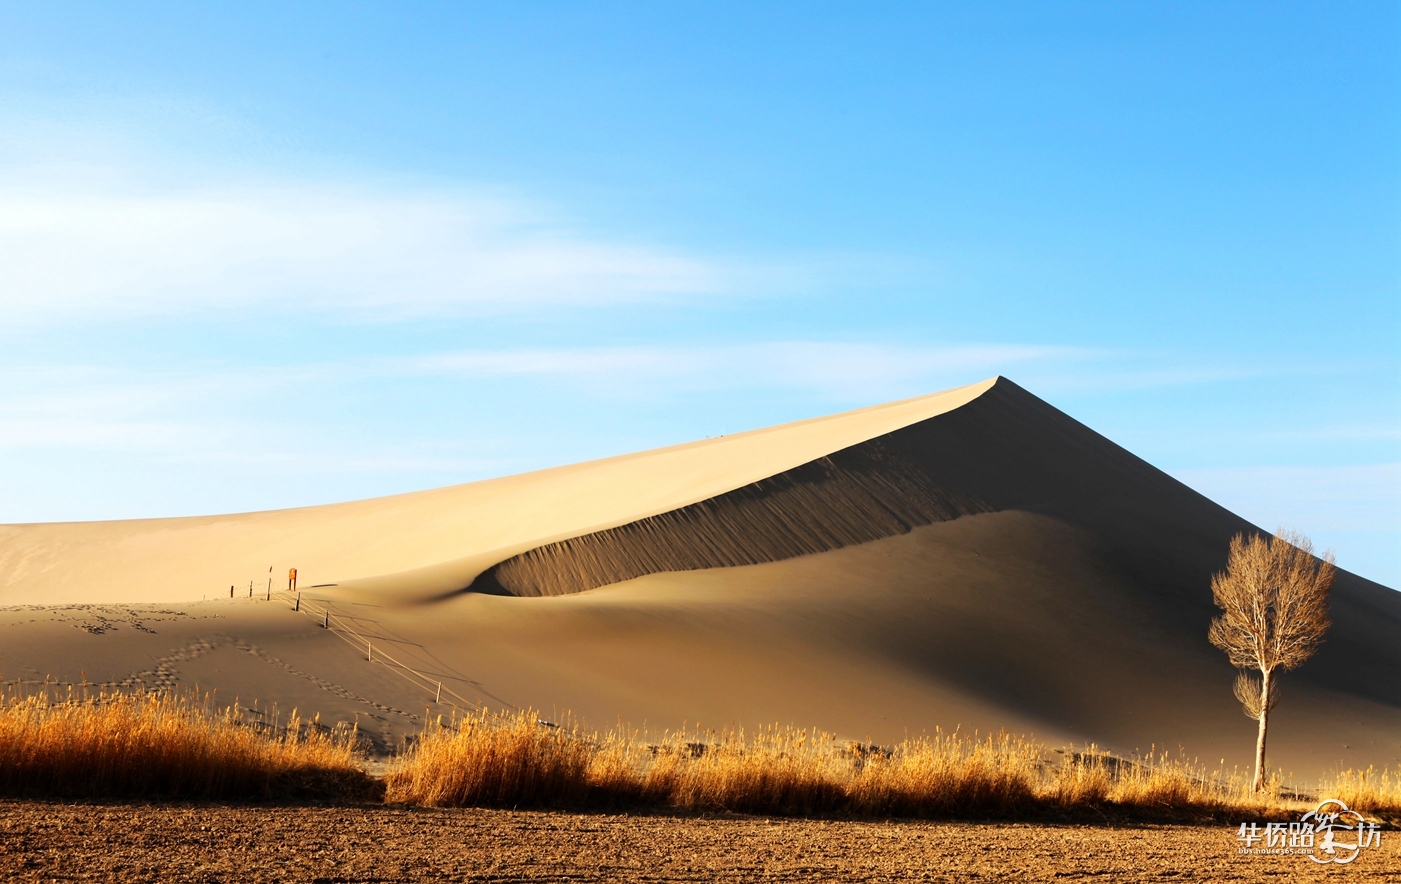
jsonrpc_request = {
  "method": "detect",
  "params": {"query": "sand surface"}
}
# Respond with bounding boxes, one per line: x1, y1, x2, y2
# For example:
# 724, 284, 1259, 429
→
1, 802, 1396, 883
1, 377, 1398, 780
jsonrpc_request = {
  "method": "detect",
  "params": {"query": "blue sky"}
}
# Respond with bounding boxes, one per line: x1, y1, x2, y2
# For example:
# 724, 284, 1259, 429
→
2, 2, 1398, 585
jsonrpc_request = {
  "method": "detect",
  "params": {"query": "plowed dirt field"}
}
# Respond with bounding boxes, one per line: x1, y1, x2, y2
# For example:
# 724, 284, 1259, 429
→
1, 801, 1394, 882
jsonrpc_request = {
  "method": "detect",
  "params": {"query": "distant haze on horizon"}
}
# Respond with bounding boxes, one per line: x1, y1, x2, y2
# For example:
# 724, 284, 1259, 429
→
1, 2, 1397, 586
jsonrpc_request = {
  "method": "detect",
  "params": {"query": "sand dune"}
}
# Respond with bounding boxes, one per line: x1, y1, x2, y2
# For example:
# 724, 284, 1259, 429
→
1, 377, 1397, 779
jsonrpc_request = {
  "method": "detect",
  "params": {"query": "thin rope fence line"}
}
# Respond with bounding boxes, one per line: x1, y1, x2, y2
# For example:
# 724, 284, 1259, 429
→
283, 589, 479, 711
277, 589, 491, 717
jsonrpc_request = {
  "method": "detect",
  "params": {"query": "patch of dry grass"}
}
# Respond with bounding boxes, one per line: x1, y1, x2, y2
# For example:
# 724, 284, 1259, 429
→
382, 710, 593, 807
384, 710, 1296, 821
641, 726, 850, 815
1320, 767, 1401, 821
0, 689, 374, 800
842, 730, 1039, 818
6, 691, 1382, 822
1047, 747, 1262, 816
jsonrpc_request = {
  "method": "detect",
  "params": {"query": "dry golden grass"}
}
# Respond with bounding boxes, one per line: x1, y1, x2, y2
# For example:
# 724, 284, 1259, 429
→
1047, 747, 1272, 817
842, 731, 1038, 817
5, 691, 1384, 822
0, 688, 373, 800
1320, 767, 1401, 820
382, 710, 593, 807
384, 710, 1300, 821
640, 726, 849, 815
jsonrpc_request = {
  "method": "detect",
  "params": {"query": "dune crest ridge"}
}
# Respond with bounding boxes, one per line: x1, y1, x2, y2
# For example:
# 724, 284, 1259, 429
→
476, 445, 991, 597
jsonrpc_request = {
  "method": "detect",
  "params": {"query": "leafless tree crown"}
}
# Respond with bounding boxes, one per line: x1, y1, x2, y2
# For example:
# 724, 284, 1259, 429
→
1208, 529, 1335, 674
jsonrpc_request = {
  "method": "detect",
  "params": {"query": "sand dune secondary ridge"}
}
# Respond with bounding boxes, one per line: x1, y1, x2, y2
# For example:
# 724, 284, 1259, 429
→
474, 443, 990, 597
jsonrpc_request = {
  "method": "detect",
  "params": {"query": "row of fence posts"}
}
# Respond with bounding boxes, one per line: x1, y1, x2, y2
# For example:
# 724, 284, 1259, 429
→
271, 585, 451, 715
211, 577, 459, 715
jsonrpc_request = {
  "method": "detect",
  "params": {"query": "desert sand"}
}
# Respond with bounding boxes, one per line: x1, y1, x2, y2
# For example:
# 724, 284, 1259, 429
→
1, 377, 1397, 780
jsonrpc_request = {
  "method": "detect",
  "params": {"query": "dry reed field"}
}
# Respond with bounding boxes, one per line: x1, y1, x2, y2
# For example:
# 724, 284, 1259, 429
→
0, 687, 374, 800
2, 690, 1397, 826
1324, 766, 1401, 820
386, 708, 1399, 824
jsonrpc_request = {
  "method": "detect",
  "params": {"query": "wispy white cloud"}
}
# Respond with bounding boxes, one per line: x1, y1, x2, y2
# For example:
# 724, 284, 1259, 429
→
0, 179, 725, 322
0, 98, 949, 325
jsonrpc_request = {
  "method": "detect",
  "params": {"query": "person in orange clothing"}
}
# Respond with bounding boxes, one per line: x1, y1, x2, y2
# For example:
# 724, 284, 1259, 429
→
288, 568, 297, 591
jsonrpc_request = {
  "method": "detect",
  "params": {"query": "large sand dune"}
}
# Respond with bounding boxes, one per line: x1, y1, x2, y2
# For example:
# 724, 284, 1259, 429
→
1, 377, 1397, 780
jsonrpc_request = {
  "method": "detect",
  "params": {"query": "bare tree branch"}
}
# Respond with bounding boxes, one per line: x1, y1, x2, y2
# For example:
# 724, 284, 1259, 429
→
1232, 671, 1278, 720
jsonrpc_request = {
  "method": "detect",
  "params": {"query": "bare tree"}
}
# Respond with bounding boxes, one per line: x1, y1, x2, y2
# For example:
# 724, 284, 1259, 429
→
1208, 529, 1334, 792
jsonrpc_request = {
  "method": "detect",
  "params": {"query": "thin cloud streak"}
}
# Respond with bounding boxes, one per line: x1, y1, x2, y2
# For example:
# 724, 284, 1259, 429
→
0, 180, 721, 322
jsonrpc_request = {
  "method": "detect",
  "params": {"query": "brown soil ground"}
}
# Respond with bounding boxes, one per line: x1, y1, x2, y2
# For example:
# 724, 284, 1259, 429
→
0, 801, 1396, 883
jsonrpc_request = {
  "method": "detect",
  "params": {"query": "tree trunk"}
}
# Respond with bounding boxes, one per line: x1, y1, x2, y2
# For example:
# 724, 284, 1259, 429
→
1253, 668, 1271, 792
